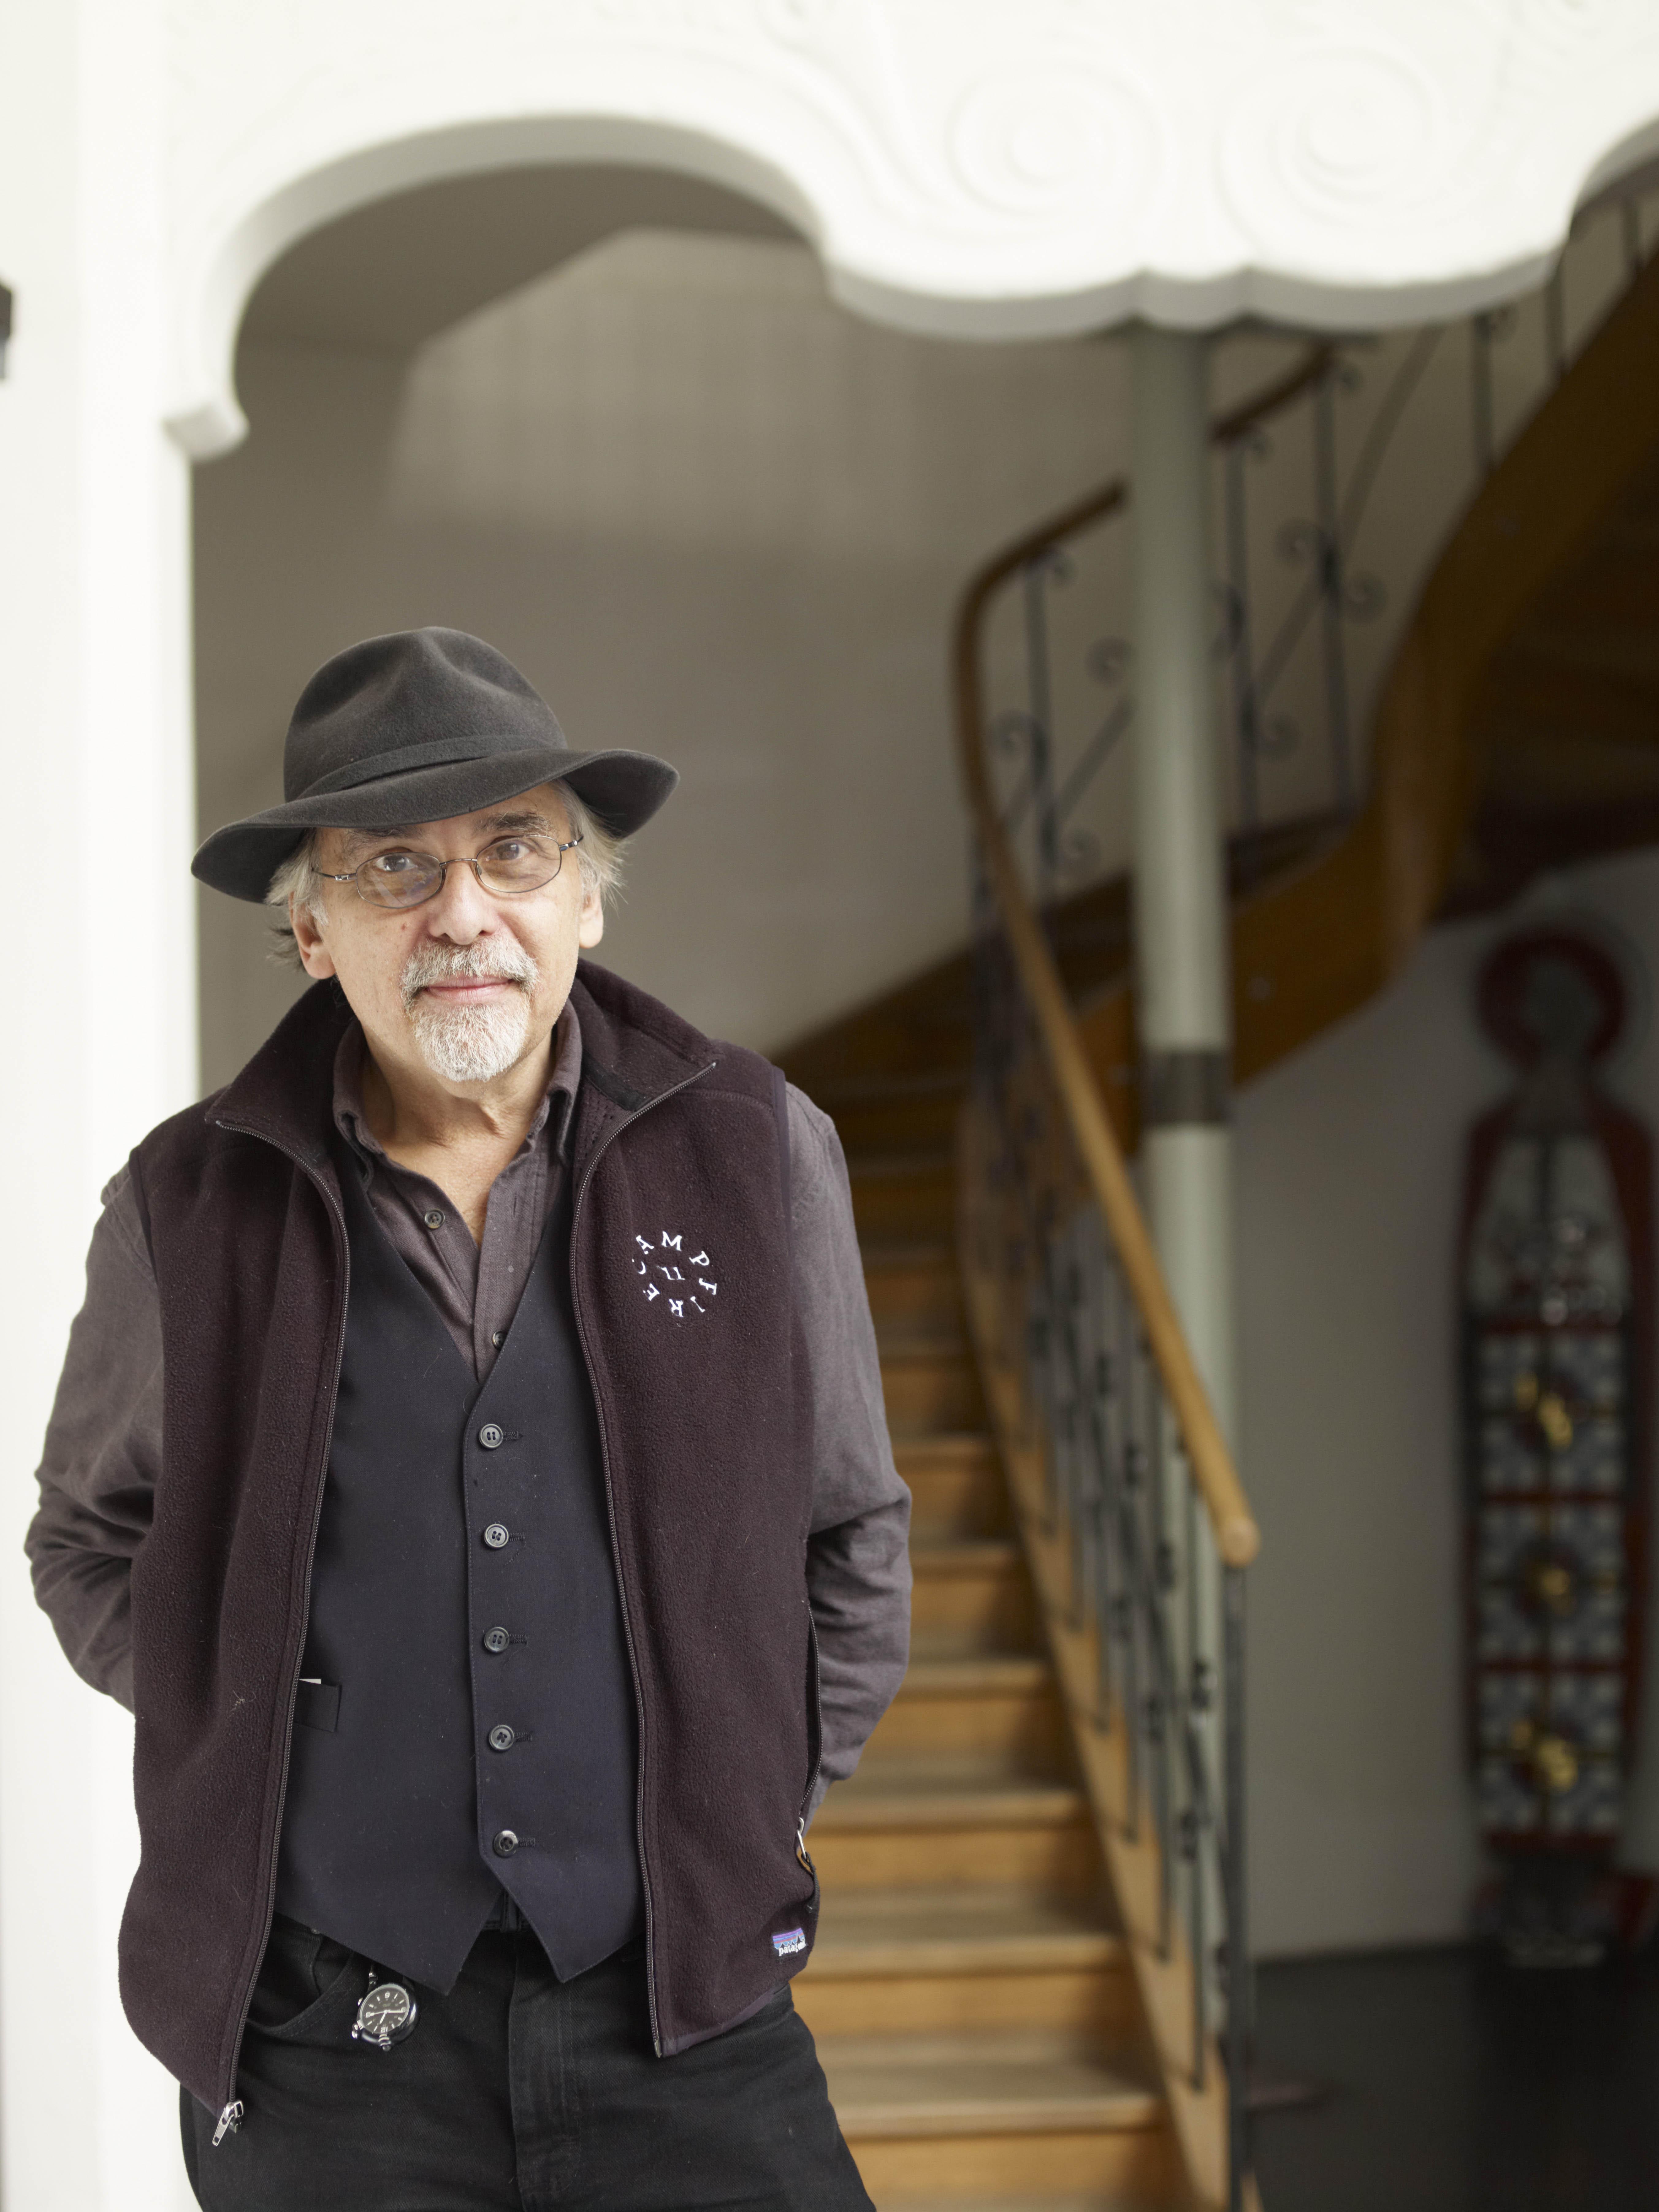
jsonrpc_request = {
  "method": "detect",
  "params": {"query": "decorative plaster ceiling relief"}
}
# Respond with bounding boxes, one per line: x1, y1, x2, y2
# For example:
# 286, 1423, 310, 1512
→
164, 0, 1659, 454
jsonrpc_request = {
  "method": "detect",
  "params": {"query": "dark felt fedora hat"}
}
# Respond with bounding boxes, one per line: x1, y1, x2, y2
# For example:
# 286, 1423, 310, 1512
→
192, 627, 678, 903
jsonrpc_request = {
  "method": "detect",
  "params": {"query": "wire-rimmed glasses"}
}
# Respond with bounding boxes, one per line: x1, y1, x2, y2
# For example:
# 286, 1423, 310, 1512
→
317, 832, 582, 912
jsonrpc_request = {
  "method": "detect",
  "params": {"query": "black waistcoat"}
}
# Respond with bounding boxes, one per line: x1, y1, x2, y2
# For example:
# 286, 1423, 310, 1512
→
273, 1145, 643, 1991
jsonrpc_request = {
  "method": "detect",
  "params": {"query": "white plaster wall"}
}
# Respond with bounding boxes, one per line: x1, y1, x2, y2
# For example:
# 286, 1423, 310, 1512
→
0, 2, 200, 2206
1240, 850, 1659, 1957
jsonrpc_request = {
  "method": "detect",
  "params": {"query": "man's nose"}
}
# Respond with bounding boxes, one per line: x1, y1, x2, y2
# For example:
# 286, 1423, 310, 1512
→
421, 859, 496, 939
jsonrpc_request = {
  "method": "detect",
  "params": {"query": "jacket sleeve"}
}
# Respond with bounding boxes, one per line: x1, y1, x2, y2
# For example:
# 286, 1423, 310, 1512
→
788, 1085, 912, 1819
25, 1167, 162, 1712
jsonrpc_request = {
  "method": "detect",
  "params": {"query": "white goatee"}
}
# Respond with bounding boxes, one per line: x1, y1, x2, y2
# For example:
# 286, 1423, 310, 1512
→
400, 939, 540, 1084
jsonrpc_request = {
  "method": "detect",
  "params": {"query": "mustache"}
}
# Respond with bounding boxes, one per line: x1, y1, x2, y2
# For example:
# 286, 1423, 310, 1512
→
400, 939, 539, 1011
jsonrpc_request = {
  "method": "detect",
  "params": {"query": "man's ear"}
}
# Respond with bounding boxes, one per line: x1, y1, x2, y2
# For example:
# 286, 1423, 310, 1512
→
578, 883, 605, 951
292, 897, 337, 980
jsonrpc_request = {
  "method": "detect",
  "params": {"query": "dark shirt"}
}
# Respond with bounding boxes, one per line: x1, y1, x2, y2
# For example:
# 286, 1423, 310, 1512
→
331, 1005, 584, 1383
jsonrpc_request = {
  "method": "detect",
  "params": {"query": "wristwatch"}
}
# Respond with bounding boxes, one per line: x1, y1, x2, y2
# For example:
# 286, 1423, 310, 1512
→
351, 1968, 418, 2052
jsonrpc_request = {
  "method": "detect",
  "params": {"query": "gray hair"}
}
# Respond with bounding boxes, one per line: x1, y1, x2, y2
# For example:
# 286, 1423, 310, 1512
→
264, 785, 629, 968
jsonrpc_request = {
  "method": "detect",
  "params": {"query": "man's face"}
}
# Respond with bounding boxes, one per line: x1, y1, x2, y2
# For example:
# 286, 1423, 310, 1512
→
292, 783, 603, 1091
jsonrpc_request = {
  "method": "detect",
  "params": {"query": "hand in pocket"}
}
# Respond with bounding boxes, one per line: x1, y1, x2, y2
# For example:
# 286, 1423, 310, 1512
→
247, 1916, 358, 2034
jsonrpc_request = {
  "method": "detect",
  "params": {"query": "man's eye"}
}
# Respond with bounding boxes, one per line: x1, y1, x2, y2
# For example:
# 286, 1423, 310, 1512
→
488, 839, 537, 863
369, 852, 422, 875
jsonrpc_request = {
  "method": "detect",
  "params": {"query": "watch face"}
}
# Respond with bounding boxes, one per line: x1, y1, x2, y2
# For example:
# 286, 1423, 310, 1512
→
353, 1981, 417, 2049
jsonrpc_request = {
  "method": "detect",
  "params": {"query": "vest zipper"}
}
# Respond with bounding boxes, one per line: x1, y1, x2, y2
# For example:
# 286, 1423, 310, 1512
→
800, 1611, 824, 1842
208, 1118, 352, 2137
568, 1060, 715, 2057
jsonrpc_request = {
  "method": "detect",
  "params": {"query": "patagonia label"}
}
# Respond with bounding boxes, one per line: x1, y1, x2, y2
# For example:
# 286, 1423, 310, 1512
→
771, 1927, 807, 1956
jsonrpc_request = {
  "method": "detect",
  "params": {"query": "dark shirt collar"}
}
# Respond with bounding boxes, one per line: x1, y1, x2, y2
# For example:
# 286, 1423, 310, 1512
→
331, 1001, 584, 1173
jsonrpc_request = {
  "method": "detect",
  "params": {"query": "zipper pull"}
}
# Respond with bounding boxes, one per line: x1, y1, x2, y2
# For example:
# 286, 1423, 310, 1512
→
796, 1817, 814, 1873
211, 2100, 244, 2147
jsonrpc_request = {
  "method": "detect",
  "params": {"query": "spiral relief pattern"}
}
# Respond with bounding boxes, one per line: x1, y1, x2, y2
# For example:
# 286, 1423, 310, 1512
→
950, 68, 1164, 220
1221, 44, 1459, 238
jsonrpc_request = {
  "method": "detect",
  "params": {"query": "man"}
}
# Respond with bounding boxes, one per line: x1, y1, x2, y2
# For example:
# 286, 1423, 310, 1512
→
28, 627, 910, 2210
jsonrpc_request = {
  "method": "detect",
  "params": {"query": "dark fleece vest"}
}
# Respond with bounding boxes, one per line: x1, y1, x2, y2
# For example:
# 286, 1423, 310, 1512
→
122, 965, 819, 2115
273, 1159, 644, 1988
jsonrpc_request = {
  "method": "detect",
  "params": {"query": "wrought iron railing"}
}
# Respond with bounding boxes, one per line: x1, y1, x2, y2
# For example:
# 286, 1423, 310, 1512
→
952, 174, 1659, 2212
955, 793, 1259, 2207
954, 905, 1257, 2211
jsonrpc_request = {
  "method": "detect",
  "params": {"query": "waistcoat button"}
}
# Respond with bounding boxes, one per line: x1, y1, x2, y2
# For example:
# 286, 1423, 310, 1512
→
479, 1423, 505, 1450
483, 1625, 511, 1654
488, 1724, 516, 1752
492, 1829, 519, 1858
483, 1523, 510, 1550
424, 1208, 444, 1230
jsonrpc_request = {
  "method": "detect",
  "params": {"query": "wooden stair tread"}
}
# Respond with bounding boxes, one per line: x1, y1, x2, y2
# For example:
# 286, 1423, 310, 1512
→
865, 1269, 959, 1312
809, 1886, 1120, 1976
874, 2199, 1126, 2211
819, 1759, 1085, 1830
822, 2030, 1161, 2138
893, 1435, 1008, 1544
860, 1234, 955, 1264
878, 1329, 971, 1357
900, 1654, 1050, 1695
910, 1538, 1021, 1577
848, 1150, 953, 1181
905, 1631, 1040, 1668
802, 1068, 969, 1106
893, 1433, 997, 1470
874, 2200, 1125, 2211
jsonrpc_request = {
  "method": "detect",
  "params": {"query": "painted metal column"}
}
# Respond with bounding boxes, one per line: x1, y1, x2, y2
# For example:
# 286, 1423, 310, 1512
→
1130, 325, 1245, 2156
1129, 325, 1237, 1440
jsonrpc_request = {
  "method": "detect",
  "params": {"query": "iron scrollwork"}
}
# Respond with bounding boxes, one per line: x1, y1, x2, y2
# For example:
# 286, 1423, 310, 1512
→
974, 186, 1655, 931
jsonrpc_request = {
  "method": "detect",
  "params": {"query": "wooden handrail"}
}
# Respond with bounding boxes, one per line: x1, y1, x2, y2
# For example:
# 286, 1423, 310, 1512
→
949, 355, 1329, 1573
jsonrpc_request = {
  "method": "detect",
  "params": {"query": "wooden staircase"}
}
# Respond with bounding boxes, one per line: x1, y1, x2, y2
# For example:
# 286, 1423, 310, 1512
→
768, 208, 1659, 2212
780, 1052, 1180, 2208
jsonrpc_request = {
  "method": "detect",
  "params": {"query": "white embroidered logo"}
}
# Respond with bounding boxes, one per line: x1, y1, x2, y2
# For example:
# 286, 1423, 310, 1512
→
633, 1231, 718, 1322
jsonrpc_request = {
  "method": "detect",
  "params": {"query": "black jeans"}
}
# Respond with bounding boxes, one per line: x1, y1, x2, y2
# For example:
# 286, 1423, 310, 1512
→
181, 1916, 871, 2211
